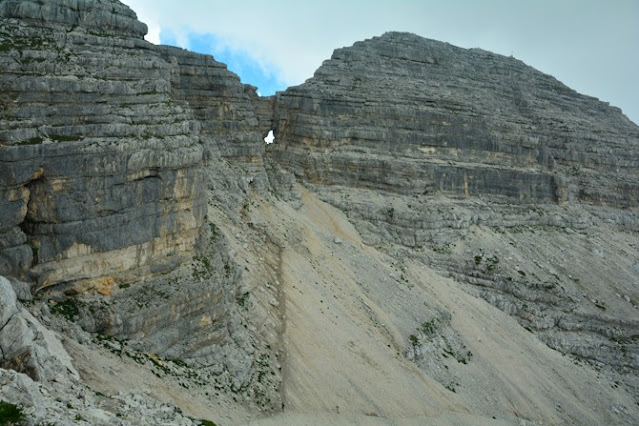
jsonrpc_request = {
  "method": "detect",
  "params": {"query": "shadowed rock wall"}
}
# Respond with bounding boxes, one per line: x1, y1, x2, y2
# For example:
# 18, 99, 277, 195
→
0, 0, 207, 292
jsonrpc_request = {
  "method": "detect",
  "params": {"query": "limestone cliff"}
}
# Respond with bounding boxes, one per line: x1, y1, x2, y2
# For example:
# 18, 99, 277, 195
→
270, 32, 639, 210
0, 0, 276, 412
156, 45, 269, 183
1, 3, 639, 425
0, 0, 206, 293
268, 31, 639, 387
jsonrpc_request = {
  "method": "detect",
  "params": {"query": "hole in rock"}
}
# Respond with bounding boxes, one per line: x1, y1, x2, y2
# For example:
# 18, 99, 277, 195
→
264, 130, 275, 144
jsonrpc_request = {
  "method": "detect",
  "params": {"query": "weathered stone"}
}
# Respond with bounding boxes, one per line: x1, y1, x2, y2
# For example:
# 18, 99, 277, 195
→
269, 32, 639, 211
1, 3, 639, 423
266, 31, 639, 380
0, 0, 206, 291
155, 44, 272, 222
0, 276, 79, 381
0, 0, 148, 38
155, 45, 266, 164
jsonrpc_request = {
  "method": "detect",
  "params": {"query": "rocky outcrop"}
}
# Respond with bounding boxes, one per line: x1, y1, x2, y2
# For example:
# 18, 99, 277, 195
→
155, 44, 273, 224
156, 45, 269, 174
267, 32, 639, 379
0, 0, 206, 293
0, 276, 78, 382
2, 3, 639, 423
0, 274, 201, 425
269, 32, 639, 211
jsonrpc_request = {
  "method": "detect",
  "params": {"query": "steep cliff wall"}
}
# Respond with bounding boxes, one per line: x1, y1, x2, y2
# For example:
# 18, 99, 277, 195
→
0, 0, 279, 410
270, 32, 639, 211
267, 32, 639, 380
1, 4, 639, 423
156, 45, 269, 174
0, 0, 206, 293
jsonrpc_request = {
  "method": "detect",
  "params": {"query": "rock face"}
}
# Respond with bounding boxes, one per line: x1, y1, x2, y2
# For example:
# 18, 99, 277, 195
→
155, 44, 273, 220
0, 0, 206, 293
156, 45, 269, 181
1, 3, 639, 424
0, 276, 201, 425
268, 32, 639, 380
0, 276, 78, 382
270, 32, 639, 210
0, 1, 279, 417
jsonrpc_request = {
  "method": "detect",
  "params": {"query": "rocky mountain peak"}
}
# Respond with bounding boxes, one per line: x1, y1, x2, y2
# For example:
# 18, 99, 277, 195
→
271, 30, 639, 210
0, 0, 147, 38
1, 2, 638, 425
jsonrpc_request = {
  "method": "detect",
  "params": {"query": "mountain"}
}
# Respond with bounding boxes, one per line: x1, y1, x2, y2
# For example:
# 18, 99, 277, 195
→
1, 1, 638, 425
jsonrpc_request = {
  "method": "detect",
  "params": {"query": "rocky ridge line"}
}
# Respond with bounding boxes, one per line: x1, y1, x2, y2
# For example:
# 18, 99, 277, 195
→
267, 31, 639, 383
1, 2, 639, 424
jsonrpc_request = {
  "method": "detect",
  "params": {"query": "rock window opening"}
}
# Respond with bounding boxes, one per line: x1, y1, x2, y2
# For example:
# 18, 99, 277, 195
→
264, 129, 275, 144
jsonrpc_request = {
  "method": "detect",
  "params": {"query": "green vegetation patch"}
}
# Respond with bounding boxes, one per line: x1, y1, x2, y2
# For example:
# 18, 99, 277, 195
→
420, 319, 438, 335
0, 400, 26, 425
15, 137, 44, 146
192, 257, 213, 280
236, 291, 249, 307
409, 334, 419, 347
50, 298, 83, 321
188, 418, 217, 426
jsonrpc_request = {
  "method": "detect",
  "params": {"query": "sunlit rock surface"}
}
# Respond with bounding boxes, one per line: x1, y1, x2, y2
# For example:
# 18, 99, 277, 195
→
1, 4, 638, 425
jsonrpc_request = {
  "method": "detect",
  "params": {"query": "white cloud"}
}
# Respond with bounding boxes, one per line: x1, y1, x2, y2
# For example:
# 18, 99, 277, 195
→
145, 22, 161, 45
121, 0, 639, 124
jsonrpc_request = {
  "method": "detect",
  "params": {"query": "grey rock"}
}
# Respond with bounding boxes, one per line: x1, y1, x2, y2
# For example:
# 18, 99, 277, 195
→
266, 31, 639, 379
155, 44, 272, 220
0, 0, 148, 39
155, 45, 267, 165
269, 32, 639, 212
0, 275, 19, 327
1, 2, 639, 422
0, 276, 79, 381
0, 0, 206, 291
6, 277, 32, 301
0, 367, 195, 426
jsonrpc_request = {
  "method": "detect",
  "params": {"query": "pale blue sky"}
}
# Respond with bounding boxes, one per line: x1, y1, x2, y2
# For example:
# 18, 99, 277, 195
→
122, 0, 639, 125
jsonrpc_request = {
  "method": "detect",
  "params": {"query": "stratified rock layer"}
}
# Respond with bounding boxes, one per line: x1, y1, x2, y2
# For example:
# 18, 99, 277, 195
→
0, 0, 206, 291
268, 32, 639, 377
156, 44, 273, 220
2, 4, 639, 422
0, 1, 279, 411
270, 32, 639, 210
156, 45, 268, 168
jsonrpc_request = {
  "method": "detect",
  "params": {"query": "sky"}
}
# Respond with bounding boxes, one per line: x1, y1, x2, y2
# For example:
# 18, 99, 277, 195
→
121, 0, 639, 125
